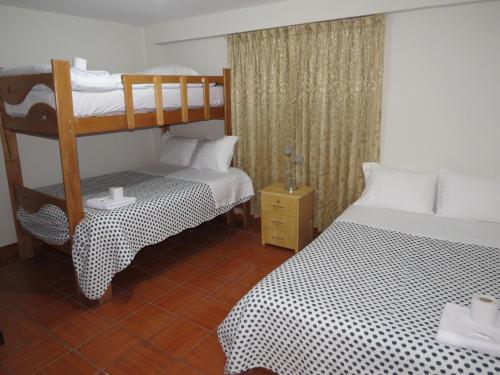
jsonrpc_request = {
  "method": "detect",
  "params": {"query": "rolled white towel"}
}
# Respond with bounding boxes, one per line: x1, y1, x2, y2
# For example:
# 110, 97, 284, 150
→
86, 196, 136, 210
436, 303, 500, 356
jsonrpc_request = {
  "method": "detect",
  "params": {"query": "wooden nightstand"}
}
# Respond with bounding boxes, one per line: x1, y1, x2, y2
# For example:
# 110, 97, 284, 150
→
261, 182, 314, 253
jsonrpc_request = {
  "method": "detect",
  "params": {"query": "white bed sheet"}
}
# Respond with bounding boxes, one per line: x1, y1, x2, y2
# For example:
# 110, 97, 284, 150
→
5, 85, 224, 118
338, 204, 500, 249
136, 163, 254, 210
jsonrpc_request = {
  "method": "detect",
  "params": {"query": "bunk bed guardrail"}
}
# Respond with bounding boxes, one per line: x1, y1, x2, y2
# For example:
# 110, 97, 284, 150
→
121, 74, 224, 129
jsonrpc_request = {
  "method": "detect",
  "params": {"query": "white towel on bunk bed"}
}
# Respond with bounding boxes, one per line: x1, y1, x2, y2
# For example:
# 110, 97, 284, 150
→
85, 196, 136, 210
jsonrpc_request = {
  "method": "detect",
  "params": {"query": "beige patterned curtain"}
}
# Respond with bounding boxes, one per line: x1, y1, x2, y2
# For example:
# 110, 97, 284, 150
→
227, 15, 385, 230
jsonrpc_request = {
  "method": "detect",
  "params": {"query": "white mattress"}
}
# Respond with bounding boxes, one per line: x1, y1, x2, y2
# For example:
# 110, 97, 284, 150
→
5, 85, 224, 118
136, 163, 254, 210
338, 204, 500, 249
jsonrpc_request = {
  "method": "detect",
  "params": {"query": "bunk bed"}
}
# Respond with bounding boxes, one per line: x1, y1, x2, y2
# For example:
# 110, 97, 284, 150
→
0, 60, 251, 302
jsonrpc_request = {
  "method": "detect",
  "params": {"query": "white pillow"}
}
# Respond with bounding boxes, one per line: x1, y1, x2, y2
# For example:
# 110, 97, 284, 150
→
158, 133, 198, 167
136, 64, 199, 76
355, 163, 437, 214
190, 136, 238, 173
362, 162, 379, 184
436, 170, 500, 223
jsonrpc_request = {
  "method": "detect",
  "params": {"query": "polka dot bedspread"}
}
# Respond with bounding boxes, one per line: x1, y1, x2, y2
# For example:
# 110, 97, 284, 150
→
17, 171, 252, 299
218, 221, 500, 374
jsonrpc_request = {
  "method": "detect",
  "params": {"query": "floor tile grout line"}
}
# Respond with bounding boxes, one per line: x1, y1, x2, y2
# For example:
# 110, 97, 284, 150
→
29, 244, 260, 317
8, 261, 269, 341
1, 219, 275, 374
1, 331, 72, 374
147, 300, 216, 334
5, 269, 246, 373
73, 323, 153, 371
103, 317, 207, 374
43, 255, 261, 330
146, 321, 212, 365
131, 332, 207, 375
178, 330, 213, 366
35, 334, 100, 373
72, 328, 140, 373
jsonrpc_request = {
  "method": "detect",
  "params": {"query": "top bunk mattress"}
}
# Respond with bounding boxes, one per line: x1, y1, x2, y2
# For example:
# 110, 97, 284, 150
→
1, 64, 224, 118
4, 84, 224, 118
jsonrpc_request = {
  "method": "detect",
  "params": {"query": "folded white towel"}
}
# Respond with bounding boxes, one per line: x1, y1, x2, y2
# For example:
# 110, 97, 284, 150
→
85, 196, 136, 210
436, 303, 500, 356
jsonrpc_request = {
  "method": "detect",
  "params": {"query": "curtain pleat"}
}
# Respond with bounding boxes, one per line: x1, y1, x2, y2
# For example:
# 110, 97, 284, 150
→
228, 15, 385, 230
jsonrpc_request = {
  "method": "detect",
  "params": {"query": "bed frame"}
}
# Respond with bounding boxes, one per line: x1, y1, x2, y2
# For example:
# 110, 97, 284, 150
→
0, 59, 250, 301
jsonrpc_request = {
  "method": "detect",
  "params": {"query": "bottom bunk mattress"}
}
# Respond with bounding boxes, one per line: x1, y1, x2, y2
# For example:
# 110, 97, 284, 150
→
17, 164, 254, 299
218, 205, 500, 375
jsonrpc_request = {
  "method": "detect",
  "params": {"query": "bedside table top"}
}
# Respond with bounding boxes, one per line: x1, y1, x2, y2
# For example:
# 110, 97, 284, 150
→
261, 182, 314, 198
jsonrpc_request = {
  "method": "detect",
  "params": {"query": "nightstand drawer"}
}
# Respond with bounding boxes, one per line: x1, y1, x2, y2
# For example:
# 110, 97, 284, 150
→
262, 227, 296, 249
261, 193, 297, 216
261, 182, 314, 253
261, 211, 296, 233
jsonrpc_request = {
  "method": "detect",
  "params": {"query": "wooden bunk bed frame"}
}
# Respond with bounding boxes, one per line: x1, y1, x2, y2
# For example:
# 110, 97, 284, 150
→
0, 60, 250, 301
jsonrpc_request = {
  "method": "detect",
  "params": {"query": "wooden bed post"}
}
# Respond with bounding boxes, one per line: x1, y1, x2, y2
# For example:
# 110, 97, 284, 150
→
51, 60, 84, 238
223, 68, 232, 136
0, 106, 34, 258
52, 60, 108, 300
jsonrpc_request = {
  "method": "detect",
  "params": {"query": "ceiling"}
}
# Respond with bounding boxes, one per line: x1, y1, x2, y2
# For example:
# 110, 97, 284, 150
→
0, 0, 286, 26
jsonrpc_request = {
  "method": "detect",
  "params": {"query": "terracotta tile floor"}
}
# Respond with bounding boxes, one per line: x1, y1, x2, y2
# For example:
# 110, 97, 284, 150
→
0, 217, 293, 374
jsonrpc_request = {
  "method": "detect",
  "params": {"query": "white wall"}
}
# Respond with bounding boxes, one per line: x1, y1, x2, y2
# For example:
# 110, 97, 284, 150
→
149, 0, 500, 177
0, 5, 147, 71
149, 37, 227, 75
145, 0, 482, 44
381, 1, 500, 176
0, 5, 154, 246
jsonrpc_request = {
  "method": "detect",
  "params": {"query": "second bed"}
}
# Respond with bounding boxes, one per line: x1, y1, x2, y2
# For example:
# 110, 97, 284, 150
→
18, 163, 254, 299
218, 204, 500, 374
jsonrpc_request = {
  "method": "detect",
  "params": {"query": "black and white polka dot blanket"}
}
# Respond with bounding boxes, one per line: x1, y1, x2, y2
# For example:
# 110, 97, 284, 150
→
17, 171, 252, 299
218, 221, 500, 375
